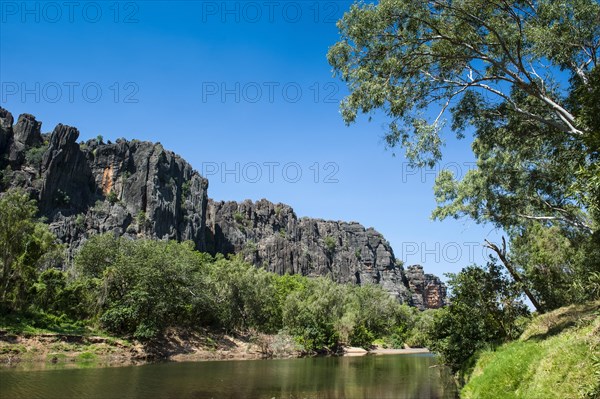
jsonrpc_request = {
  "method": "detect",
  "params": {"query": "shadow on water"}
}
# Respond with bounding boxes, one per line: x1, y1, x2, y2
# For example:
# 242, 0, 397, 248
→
0, 354, 458, 399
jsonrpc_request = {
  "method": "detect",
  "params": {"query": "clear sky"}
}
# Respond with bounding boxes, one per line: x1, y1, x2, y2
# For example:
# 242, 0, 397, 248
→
0, 0, 502, 280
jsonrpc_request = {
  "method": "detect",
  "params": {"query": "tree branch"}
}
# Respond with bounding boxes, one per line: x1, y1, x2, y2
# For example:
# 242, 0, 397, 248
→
484, 237, 545, 314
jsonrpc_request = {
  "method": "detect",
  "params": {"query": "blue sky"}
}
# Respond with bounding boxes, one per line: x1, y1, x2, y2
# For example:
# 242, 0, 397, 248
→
0, 1, 502, 279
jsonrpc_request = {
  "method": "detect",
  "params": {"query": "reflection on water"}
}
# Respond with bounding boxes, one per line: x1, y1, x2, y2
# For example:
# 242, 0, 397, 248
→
0, 353, 458, 399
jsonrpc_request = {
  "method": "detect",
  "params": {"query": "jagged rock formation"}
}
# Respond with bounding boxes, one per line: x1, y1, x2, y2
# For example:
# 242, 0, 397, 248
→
0, 107, 447, 308
206, 199, 447, 307
0, 108, 208, 255
405, 265, 448, 309
206, 199, 413, 302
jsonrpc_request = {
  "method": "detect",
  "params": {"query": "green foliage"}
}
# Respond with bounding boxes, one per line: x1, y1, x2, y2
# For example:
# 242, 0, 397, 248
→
1, 194, 418, 349
283, 279, 404, 352
181, 180, 192, 198
512, 223, 600, 310
96, 135, 103, 143
274, 274, 307, 306
31, 268, 96, 321
204, 256, 281, 333
106, 191, 119, 204
24, 144, 48, 168
75, 236, 281, 339
136, 210, 148, 230
33, 269, 67, 312
75, 234, 121, 278
283, 278, 347, 352
323, 236, 336, 253
0, 189, 61, 312
73, 236, 409, 346
233, 211, 244, 224
329, 0, 598, 166
75, 214, 85, 228
86, 239, 209, 339
428, 262, 529, 372
403, 308, 437, 348
0, 310, 88, 335
330, 0, 599, 322
462, 302, 600, 399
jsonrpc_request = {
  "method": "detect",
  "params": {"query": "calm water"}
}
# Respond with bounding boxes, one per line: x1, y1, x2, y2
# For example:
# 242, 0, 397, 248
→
0, 354, 458, 399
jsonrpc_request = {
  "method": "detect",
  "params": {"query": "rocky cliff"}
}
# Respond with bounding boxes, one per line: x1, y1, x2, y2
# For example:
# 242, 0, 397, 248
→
0, 108, 208, 255
0, 107, 446, 308
205, 199, 446, 309
206, 199, 414, 303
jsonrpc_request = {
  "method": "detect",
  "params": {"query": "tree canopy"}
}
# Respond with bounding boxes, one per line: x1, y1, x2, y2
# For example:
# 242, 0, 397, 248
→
329, 0, 600, 313
329, 0, 599, 166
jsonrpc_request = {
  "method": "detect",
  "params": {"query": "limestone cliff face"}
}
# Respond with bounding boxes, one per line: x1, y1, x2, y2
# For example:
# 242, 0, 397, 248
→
0, 108, 208, 254
0, 107, 447, 308
405, 265, 448, 309
205, 199, 444, 306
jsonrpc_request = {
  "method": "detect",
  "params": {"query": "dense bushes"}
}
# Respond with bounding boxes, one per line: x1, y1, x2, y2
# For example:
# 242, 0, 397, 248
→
0, 190, 63, 313
427, 262, 530, 374
75, 234, 413, 349
0, 190, 423, 351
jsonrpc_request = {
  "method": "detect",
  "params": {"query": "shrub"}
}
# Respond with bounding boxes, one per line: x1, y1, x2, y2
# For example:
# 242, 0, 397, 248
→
324, 236, 336, 252
234, 211, 244, 224
25, 144, 48, 168
106, 191, 119, 204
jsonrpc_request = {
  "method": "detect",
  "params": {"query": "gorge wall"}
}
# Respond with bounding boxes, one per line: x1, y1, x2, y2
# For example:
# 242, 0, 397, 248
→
0, 107, 446, 309
0, 108, 208, 255
205, 199, 446, 308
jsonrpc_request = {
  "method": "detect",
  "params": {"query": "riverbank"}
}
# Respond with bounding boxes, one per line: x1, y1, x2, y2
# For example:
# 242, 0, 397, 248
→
461, 301, 600, 399
0, 328, 430, 370
0, 328, 297, 370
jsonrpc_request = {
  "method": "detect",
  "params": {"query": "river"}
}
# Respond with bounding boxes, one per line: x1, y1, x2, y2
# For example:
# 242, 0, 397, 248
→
0, 353, 458, 399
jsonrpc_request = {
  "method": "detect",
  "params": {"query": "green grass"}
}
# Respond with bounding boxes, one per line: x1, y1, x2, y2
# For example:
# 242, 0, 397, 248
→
76, 352, 97, 362
0, 344, 27, 355
462, 301, 600, 399
0, 311, 91, 336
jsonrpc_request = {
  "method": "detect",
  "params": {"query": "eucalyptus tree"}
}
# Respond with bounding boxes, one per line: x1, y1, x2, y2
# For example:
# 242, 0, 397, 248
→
328, 0, 598, 163
328, 0, 600, 311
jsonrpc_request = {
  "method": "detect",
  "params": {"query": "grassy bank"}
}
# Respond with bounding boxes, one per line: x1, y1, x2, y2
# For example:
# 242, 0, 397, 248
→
461, 301, 600, 399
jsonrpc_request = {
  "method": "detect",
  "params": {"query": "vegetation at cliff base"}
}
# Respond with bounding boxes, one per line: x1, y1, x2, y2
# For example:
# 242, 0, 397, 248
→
0, 189, 430, 354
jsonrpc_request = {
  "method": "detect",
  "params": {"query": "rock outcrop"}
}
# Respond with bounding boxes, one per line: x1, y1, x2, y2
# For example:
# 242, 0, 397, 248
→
0, 107, 447, 308
206, 199, 446, 307
405, 265, 447, 309
0, 108, 208, 255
